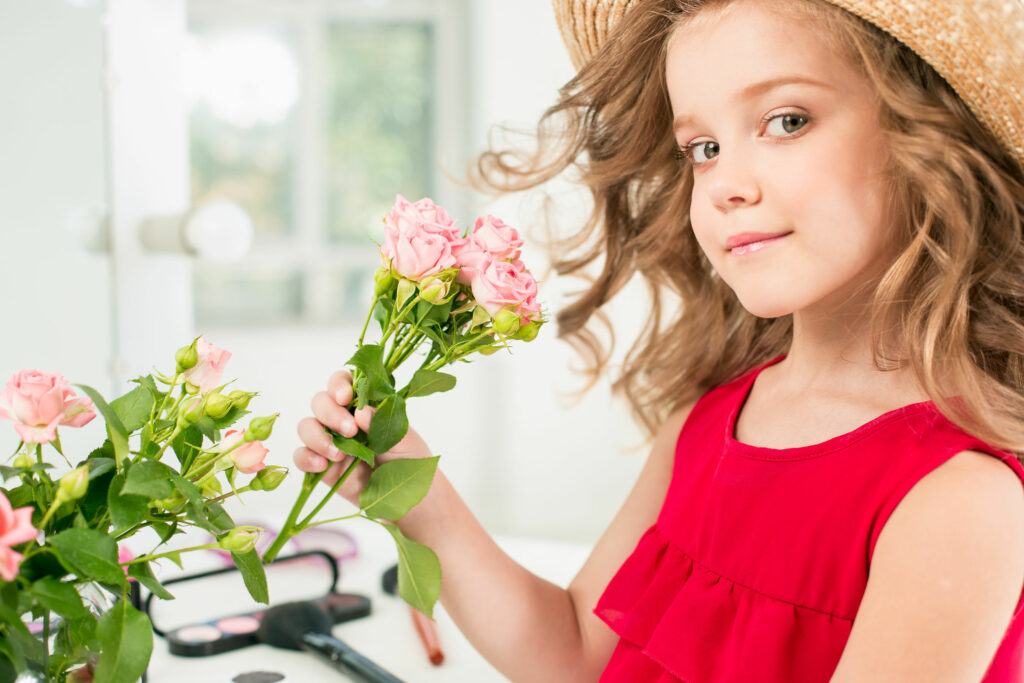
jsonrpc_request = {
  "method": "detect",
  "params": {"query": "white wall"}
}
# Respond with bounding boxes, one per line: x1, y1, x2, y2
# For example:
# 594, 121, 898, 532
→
0, 0, 650, 546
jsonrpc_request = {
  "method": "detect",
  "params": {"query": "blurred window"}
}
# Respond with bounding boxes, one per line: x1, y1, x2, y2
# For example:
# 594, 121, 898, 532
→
185, 0, 464, 326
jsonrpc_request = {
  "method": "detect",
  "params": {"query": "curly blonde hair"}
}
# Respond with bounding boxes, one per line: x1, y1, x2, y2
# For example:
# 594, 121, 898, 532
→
472, 0, 1024, 456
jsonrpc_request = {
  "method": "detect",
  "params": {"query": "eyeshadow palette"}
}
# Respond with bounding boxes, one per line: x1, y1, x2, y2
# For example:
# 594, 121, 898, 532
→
166, 592, 371, 657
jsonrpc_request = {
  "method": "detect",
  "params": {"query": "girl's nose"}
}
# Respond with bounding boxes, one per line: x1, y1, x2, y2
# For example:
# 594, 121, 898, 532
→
705, 154, 762, 211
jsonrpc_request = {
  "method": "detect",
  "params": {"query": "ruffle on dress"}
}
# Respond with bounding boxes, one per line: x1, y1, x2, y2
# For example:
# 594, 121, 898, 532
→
595, 526, 855, 683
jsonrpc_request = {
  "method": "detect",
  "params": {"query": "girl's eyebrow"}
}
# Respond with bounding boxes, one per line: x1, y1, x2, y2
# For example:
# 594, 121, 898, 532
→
672, 75, 836, 132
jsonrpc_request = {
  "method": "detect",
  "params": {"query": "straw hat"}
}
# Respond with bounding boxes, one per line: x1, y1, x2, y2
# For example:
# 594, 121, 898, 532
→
551, 0, 1024, 169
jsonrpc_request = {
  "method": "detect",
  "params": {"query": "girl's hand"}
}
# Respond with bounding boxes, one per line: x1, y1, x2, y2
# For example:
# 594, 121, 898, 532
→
294, 369, 434, 507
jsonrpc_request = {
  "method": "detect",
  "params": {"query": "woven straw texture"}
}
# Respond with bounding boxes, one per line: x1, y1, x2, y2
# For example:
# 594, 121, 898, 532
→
551, 0, 1024, 169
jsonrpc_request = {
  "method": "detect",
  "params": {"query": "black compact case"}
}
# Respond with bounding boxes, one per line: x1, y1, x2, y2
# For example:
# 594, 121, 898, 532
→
145, 550, 371, 657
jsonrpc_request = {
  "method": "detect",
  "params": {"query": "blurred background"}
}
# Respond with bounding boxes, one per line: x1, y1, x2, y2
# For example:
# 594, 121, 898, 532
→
0, 0, 649, 549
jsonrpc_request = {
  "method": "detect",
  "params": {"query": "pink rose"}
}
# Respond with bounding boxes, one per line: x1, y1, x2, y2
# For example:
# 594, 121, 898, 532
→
385, 195, 460, 241
382, 228, 458, 282
452, 242, 494, 286
0, 490, 36, 582
0, 370, 96, 444
470, 260, 540, 320
468, 215, 523, 261
183, 337, 231, 394
118, 545, 136, 580
221, 429, 268, 474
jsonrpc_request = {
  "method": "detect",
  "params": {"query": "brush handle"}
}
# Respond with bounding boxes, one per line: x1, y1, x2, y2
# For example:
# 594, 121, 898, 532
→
301, 632, 406, 683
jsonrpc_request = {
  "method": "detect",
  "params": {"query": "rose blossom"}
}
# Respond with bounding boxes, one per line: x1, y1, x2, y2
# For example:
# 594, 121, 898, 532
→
467, 215, 523, 261
183, 337, 231, 394
451, 242, 493, 285
382, 228, 457, 282
0, 370, 96, 444
470, 259, 540, 321
384, 195, 461, 242
0, 490, 36, 582
220, 429, 268, 474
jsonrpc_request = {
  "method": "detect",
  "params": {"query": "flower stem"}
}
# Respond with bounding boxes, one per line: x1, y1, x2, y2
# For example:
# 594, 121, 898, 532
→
298, 458, 360, 529
262, 471, 324, 563
358, 295, 379, 346
126, 542, 220, 565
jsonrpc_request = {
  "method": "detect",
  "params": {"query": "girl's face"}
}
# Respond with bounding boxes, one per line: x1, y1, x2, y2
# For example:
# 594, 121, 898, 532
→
667, 0, 893, 320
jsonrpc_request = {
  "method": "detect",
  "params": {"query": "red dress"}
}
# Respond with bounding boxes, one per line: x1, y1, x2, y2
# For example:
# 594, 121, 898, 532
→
596, 356, 1024, 682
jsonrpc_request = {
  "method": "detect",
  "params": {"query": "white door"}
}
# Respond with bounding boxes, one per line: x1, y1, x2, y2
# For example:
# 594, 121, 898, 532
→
0, 0, 194, 464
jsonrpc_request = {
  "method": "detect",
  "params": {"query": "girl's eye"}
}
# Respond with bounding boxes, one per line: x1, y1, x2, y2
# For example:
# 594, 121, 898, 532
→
765, 112, 808, 136
677, 141, 720, 165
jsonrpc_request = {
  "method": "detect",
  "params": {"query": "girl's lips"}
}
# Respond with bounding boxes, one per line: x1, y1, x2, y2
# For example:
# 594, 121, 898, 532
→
726, 231, 792, 256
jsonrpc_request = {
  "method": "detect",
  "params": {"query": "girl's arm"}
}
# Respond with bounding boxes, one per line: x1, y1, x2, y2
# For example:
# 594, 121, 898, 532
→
295, 370, 693, 682
829, 450, 1024, 683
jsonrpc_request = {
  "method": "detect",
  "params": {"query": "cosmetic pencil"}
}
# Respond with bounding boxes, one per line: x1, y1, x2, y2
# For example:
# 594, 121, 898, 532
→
409, 607, 444, 666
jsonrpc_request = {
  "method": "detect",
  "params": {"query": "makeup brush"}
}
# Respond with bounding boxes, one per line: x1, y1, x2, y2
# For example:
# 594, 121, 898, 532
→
257, 601, 405, 683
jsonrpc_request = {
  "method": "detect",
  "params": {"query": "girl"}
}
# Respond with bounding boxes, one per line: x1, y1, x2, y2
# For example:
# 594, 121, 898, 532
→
295, 0, 1024, 680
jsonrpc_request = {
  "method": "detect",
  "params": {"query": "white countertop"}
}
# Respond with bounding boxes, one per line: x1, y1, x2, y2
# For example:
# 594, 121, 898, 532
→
144, 523, 591, 683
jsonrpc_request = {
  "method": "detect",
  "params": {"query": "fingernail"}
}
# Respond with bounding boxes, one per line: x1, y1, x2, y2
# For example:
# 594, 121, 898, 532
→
335, 389, 347, 404
342, 419, 356, 436
328, 445, 342, 461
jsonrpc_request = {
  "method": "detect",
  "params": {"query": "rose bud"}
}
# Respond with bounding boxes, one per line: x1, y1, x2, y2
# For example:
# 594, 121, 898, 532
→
12, 455, 32, 469
57, 466, 89, 502
492, 308, 521, 337
228, 390, 255, 412
205, 391, 233, 420
418, 277, 449, 305
512, 320, 542, 342
250, 466, 287, 491
175, 339, 199, 372
176, 396, 204, 429
374, 266, 395, 297
218, 525, 261, 554
245, 414, 278, 442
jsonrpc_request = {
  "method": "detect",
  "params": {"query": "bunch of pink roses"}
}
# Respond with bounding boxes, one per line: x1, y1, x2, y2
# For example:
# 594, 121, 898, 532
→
264, 196, 545, 618
379, 195, 542, 340
0, 339, 281, 683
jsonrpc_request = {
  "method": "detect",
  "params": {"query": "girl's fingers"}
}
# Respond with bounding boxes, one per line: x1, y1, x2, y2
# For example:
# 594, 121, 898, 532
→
327, 370, 354, 405
353, 405, 375, 432
297, 417, 344, 461
293, 446, 328, 473
311, 391, 358, 437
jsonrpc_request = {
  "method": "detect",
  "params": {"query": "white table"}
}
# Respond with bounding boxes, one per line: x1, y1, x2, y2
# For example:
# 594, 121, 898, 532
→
144, 525, 591, 683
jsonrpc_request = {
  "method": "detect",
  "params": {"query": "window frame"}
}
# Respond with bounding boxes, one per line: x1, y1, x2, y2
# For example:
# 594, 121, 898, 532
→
187, 0, 471, 325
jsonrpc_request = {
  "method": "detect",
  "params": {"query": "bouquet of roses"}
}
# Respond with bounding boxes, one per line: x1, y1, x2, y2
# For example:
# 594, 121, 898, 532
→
263, 195, 543, 617
0, 339, 282, 683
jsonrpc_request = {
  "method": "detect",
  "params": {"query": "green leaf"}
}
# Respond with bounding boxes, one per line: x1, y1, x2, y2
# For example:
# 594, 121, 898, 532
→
383, 524, 441, 619
193, 416, 218, 442
94, 599, 153, 683
84, 457, 116, 481
107, 473, 148, 532
109, 385, 155, 434
47, 528, 126, 588
127, 561, 174, 600
209, 405, 250, 430
29, 577, 89, 619
346, 345, 394, 403
171, 425, 203, 471
403, 369, 457, 399
372, 297, 394, 333
330, 431, 376, 466
121, 460, 174, 499
231, 549, 269, 604
132, 374, 163, 400
204, 502, 235, 532
367, 395, 408, 454
360, 456, 439, 521
74, 384, 129, 468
